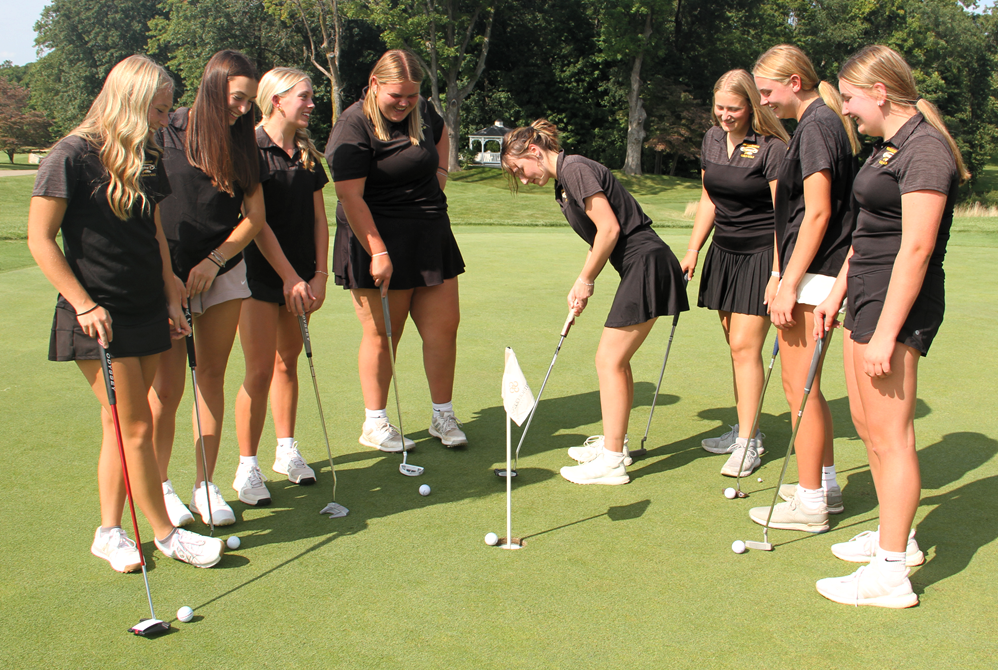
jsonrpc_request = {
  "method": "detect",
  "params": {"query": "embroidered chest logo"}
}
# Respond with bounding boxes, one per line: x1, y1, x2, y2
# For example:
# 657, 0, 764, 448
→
877, 147, 898, 166
739, 143, 759, 159
141, 161, 157, 177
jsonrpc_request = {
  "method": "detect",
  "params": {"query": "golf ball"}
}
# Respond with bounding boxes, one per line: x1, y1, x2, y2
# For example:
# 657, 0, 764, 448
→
757, 477, 763, 483
731, 540, 747, 554
484, 532, 499, 546
177, 606, 194, 623
226, 535, 240, 550
419, 484, 431, 496
723, 487, 736, 499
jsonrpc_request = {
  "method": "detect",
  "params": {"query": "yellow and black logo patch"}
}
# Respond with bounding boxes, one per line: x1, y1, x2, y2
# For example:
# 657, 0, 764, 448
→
140, 161, 158, 177
877, 147, 898, 166
740, 143, 759, 159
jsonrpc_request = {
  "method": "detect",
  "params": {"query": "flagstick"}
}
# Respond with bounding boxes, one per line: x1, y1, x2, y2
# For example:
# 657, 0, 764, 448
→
505, 412, 513, 549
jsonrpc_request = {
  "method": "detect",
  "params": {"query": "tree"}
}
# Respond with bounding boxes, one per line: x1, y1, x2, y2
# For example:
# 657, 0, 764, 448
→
0, 77, 51, 162
644, 80, 710, 175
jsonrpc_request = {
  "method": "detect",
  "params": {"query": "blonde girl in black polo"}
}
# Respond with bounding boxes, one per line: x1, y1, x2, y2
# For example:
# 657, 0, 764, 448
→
748, 45, 860, 534
680, 69, 788, 478
28, 55, 224, 571
811, 45, 966, 608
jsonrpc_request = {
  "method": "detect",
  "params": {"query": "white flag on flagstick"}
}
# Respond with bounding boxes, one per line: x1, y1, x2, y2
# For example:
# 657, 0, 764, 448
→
502, 347, 534, 426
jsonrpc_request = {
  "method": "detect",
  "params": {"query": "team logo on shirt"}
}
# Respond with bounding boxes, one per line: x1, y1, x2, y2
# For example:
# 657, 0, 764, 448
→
877, 147, 898, 165
140, 161, 157, 176
739, 143, 759, 159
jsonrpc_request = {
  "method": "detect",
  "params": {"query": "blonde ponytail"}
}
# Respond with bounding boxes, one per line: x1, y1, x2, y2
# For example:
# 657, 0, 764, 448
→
257, 67, 323, 170
817, 81, 861, 155
915, 99, 969, 183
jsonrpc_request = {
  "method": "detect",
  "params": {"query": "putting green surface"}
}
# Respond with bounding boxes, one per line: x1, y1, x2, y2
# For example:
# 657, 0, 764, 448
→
1, 228, 996, 669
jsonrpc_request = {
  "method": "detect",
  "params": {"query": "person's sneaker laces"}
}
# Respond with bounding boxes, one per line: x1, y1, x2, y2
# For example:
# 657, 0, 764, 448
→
359, 418, 414, 452
273, 442, 316, 485
428, 410, 468, 447
162, 479, 194, 527
830, 528, 924, 566
701, 424, 765, 455
560, 451, 630, 486
90, 527, 142, 573
779, 483, 844, 514
155, 528, 224, 569
189, 481, 236, 526
232, 463, 272, 506
749, 495, 829, 533
720, 440, 761, 477
567, 435, 632, 466
815, 565, 918, 608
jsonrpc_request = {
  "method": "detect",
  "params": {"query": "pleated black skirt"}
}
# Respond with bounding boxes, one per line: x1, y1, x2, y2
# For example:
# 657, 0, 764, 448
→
605, 227, 689, 328
49, 297, 171, 361
697, 244, 773, 317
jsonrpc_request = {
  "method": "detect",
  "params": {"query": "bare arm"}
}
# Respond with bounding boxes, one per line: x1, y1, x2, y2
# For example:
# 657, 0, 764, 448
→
436, 127, 450, 192
335, 176, 393, 291
251, 222, 313, 315
680, 172, 716, 280
154, 206, 191, 339
764, 179, 781, 307
568, 192, 620, 316
308, 188, 330, 312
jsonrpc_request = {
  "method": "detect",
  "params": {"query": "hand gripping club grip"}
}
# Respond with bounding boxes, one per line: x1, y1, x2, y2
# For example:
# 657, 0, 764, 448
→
561, 310, 576, 337
184, 307, 197, 367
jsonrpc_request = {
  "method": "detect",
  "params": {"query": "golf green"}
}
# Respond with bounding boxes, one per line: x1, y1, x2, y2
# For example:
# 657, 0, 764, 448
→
1, 226, 995, 669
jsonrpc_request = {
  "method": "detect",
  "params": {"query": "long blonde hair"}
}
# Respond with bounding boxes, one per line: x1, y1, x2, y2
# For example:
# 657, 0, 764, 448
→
713, 69, 789, 144
754, 44, 861, 155
363, 50, 424, 145
257, 67, 323, 171
70, 55, 173, 221
839, 45, 969, 183
499, 119, 562, 194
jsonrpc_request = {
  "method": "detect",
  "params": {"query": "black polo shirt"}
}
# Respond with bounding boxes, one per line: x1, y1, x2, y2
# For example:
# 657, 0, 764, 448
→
554, 152, 653, 271
33, 135, 170, 316
701, 126, 786, 253
244, 127, 329, 286
850, 113, 958, 276
326, 96, 446, 223
774, 98, 857, 276
157, 108, 247, 281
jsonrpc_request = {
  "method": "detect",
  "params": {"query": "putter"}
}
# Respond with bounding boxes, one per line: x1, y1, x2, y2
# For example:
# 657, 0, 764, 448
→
495, 309, 576, 478
744, 330, 832, 551
99, 346, 171, 637
380, 291, 423, 476
184, 307, 214, 535
631, 275, 689, 460
298, 315, 348, 518
732, 338, 781, 497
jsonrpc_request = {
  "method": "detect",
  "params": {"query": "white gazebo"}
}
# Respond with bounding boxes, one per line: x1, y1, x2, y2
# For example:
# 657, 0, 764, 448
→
468, 121, 512, 166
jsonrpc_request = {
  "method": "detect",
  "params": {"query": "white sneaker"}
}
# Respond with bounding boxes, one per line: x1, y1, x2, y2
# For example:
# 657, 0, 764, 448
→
91, 527, 142, 573
779, 483, 845, 514
189, 482, 236, 526
720, 440, 761, 477
560, 450, 629, 485
154, 528, 224, 569
273, 442, 316, 485
232, 463, 272, 506
162, 479, 194, 527
360, 418, 414, 452
428, 410, 468, 447
749, 495, 829, 533
830, 528, 924, 566
701, 424, 765, 455
816, 565, 918, 608
567, 435, 632, 466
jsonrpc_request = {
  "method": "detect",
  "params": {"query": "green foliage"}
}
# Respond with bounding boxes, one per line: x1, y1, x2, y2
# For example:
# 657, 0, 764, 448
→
0, 77, 51, 162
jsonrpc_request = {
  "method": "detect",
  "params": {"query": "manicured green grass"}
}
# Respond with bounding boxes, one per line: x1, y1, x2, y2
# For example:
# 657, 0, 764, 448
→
0, 152, 41, 171
1, 228, 996, 669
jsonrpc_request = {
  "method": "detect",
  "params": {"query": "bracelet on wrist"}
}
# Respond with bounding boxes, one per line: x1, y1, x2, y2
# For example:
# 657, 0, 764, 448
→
372, 251, 389, 258
208, 255, 225, 269
688, 248, 699, 254
771, 271, 781, 278
76, 304, 99, 316
577, 277, 594, 287
209, 249, 226, 268
315, 270, 328, 276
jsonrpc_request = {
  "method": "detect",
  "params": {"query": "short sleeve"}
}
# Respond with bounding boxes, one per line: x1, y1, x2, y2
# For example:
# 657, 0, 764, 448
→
762, 137, 786, 182
797, 120, 834, 179
326, 110, 373, 182
32, 136, 85, 201
700, 131, 710, 171
894, 135, 957, 196
313, 160, 329, 191
150, 158, 172, 203
423, 99, 445, 145
560, 161, 604, 207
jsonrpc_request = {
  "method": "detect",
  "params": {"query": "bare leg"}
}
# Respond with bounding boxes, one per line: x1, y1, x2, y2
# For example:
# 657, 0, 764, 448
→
235, 298, 279, 458
595, 320, 658, 452
409, 278, 461, 404
719, 311, 771, 439
351, 288, 413, 411
270, 308, 306, 440
148, 337, 187, 482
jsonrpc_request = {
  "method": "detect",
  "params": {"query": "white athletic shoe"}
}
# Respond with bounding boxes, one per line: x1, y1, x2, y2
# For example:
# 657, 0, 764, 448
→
815, 565, 918, 608
830, 528, 924, 566
749, 495, 828, 533
162, 479, 194, 527
428, 410, 468, 447
155, 528, 224, 569
189, 482, 236, 526
232, 463, 272, 506
360, 418, 414, 452
567, 435, 632, 466
779, 483, 845, 514
560, 450, 629, 486
91, 527, 142, 573
701, 424, 765, 455
273, 442, 316, 485
720, 440, 761, 477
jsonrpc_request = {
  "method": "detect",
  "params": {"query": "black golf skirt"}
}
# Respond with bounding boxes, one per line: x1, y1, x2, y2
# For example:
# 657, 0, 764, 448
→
334, 214, 465, 291
697, 244, 773, 317
845, 268, 945, 356
605, 227, 690, 328
49, 297, 172, 361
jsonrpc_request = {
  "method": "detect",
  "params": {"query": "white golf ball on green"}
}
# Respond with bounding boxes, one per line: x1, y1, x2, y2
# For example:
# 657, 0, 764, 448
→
419, 484, 431, 496
226, 535, 240, 549
731, 540, 747, 554
177, 606, 194, 623
723, 487, 736, 499
484, 532, 499, 546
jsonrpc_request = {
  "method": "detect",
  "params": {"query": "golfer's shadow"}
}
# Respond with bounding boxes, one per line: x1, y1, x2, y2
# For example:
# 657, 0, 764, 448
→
523, 499, 651, 540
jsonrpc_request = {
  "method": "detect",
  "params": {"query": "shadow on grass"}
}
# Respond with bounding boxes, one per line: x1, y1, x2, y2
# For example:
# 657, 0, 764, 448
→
523, 499, 651, 540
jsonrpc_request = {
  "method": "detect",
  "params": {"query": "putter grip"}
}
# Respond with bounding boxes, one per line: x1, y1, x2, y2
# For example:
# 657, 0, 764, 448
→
772, 338, 780, 356
184, 308, 197, 367
561, 311, 575, 337
99, 346, 116, 406
299, 316, 313, 358
804, 332, 829, 393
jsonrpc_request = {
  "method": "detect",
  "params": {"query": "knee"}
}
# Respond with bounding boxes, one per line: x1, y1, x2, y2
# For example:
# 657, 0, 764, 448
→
728, 335, 760, 365
594, 349, 625, 376
242, 364, 274, 395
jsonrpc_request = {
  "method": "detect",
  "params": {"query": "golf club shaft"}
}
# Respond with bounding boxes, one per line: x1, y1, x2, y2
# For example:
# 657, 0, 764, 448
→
184, 307, 213, 535
638, 312, 680, 453
299, 315, 337, 502
99, 347, 156, 620
381, 293, 406, 459
735, 338, 780, 490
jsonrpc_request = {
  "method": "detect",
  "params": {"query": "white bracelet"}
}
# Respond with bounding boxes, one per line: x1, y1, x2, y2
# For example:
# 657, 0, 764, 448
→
577, 277, 594, 287
688, 248, 699, 253
771, 271, 781, 277
372, 251, 389, 257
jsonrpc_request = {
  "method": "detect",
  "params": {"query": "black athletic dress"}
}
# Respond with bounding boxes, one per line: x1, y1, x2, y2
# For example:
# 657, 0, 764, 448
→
845, 114, 958, 355
554, 152, 689, 328
36, 136, 173, 361
326, 96, 464, 290
244, 127, 329, 304
698, 126, 786, 316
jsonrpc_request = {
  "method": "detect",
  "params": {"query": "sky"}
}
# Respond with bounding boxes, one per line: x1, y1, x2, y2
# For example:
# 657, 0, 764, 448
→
1, 0, 995, 67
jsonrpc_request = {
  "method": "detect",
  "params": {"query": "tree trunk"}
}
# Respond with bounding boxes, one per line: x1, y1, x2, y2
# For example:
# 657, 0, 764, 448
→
294, 0, 344, 123
623, 11, 652, 176
654, 150, 662, 175
669, 153, 679, 176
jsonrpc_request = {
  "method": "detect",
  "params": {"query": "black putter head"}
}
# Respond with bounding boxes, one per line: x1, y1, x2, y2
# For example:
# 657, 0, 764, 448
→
627, 447, 648, 459
494, 468, 517, 478
129, 619, 171, 637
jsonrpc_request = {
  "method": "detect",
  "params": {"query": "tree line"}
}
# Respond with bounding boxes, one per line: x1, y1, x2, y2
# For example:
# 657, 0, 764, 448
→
2, 0, 996, 193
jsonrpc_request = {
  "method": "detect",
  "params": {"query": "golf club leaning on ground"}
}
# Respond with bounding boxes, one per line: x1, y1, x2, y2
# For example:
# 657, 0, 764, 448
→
184, 307, 214, 535
495, 309, 576, 478
380, 290, 423, 476
298, 315, 348, 518
733, 338, 781, 497
744, 330, 832, 552
98, 346, 171, 637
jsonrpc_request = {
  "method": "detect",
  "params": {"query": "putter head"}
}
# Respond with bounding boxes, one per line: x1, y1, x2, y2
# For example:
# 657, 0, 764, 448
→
400, 463, 424, 477
494, 468, 517, 478
744, 540, 773, 551
320, 502, 349, 518
627, 447, 648, 459
734, 489, 749, 499
129, 619, 171, 637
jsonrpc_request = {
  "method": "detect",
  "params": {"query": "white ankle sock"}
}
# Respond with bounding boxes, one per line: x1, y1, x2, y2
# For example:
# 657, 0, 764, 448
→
875, 545, 908, 586
822, 465, 839, 490
603, 447, 625, 467
796, 485, 824, 509
240, 455, 259, 468
365, 408, 388, 421
432, 401, 453, 415
277, 437, 294, 451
